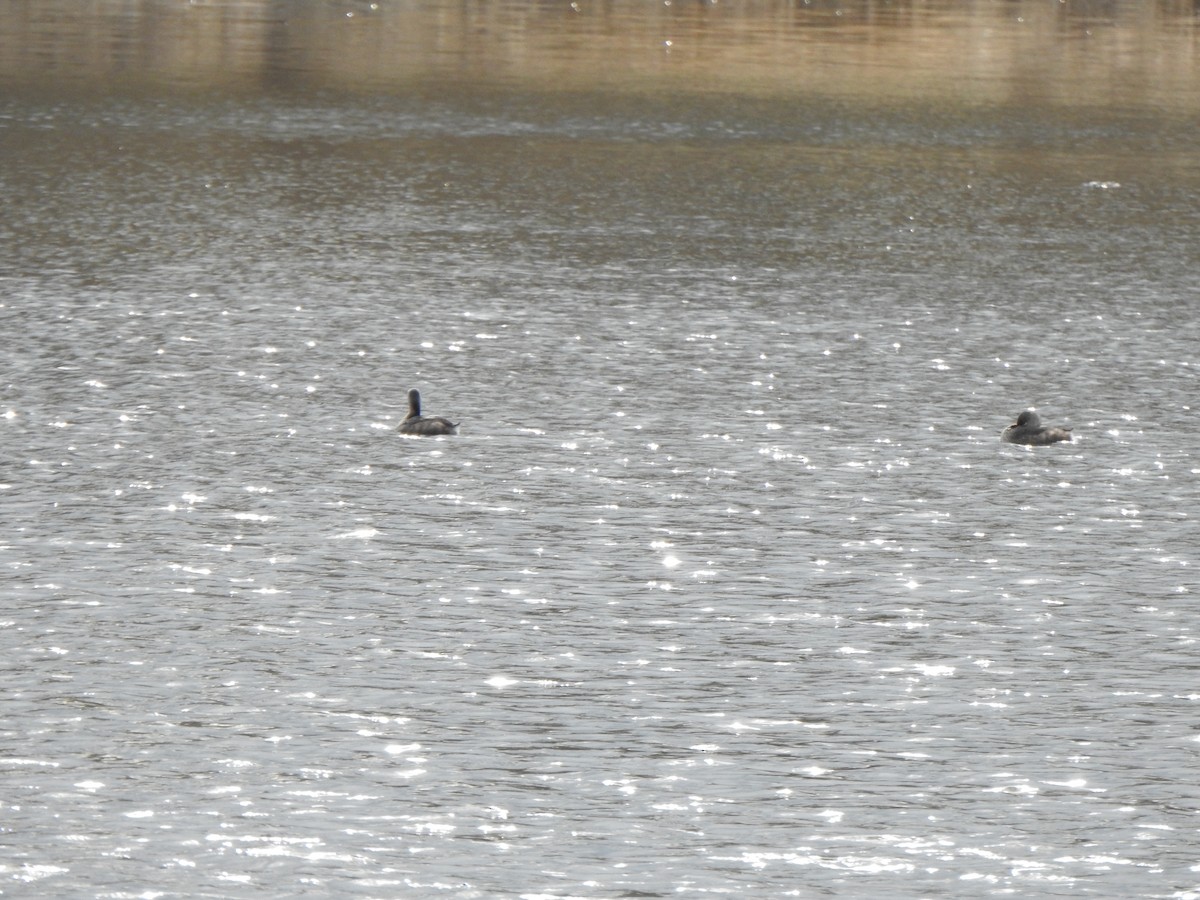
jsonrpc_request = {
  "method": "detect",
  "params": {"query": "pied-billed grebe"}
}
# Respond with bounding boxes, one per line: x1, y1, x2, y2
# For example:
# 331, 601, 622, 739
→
1002, 410, 1071, 445
398, 389, 458, 436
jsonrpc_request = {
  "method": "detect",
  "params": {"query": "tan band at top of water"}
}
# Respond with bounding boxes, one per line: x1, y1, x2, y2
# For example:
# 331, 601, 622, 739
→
1, 1, 1196, 113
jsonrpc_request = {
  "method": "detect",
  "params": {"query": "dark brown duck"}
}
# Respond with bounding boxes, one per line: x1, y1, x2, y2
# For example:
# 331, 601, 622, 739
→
399, 389, 458, 436
1001, 410, 1071, 445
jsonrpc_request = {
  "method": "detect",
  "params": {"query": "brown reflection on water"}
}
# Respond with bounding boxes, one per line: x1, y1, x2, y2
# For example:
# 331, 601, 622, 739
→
0, 0, 1197, 113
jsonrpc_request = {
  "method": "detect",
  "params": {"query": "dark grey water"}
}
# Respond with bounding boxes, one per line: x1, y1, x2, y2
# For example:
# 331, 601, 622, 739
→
3, 2, 1200, 898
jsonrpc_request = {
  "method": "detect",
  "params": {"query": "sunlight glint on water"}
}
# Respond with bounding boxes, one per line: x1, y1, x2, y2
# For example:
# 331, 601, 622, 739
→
1, 1, 1198, 898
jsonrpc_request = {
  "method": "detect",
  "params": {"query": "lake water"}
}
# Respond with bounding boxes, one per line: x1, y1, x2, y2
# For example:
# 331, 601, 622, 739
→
2, 2, 1200, 897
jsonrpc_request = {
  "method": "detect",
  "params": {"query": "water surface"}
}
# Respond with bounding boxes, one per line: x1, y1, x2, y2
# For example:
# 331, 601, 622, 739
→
2, 2, 1200, 897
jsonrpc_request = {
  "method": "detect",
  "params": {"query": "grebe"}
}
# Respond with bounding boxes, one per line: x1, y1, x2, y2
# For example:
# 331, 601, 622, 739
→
398, 389, 458, 436
1002, 410, 1071, 445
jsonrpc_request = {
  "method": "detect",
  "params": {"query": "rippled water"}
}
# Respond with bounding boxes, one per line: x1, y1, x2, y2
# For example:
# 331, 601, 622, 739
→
3, 2, 1200, 898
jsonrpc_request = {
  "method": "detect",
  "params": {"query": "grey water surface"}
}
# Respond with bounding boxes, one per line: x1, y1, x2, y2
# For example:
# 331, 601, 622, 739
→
2, 2, 1200, 898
